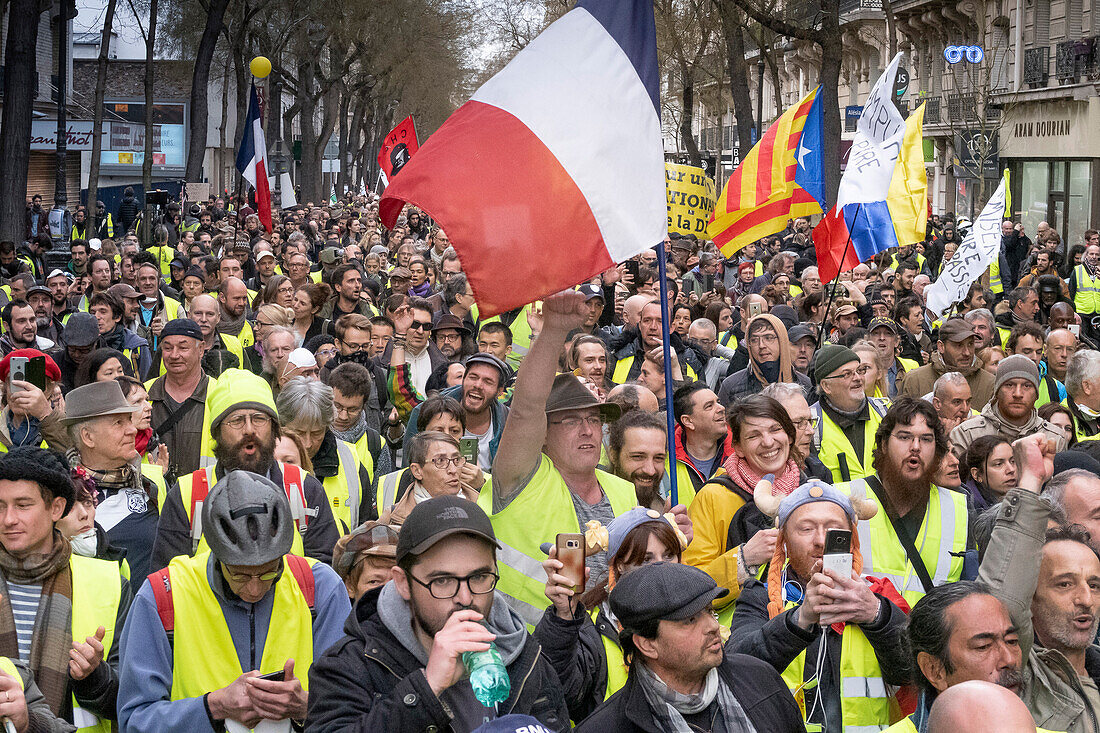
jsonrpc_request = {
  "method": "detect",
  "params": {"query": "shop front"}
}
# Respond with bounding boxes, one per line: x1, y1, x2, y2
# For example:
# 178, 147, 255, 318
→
1001, 96, 1100, 249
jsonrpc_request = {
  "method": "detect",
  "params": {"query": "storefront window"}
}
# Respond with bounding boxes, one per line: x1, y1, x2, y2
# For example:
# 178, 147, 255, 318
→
1019, 162, 1049, 236
1069, 161, 1092, 248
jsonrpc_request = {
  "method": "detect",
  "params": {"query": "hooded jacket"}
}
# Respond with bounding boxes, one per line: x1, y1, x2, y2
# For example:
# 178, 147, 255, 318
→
305, 583, 570, 732
717, 313, 813, 406
949, 400, 1068, 456
899, 351, 996, 409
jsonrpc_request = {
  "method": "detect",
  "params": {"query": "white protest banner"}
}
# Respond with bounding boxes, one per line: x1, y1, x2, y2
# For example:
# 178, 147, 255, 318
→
925, 173, 1008, 317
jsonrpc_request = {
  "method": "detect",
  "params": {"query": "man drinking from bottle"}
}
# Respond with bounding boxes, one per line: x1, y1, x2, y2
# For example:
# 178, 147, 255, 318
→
306, 495, 570, 732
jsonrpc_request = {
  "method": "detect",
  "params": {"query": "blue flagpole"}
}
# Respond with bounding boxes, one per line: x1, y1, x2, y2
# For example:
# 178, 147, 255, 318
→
655, 244, 679, 507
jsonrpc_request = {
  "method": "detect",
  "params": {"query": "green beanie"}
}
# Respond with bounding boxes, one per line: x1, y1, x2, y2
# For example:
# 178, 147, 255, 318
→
814, 343, 860, 383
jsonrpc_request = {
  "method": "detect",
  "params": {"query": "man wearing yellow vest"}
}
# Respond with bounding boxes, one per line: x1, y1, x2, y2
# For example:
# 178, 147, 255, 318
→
609, 299, 701, 385
151, 368, 339, 569
133, 257, 181, 351
215, 277, 254, 351
810, 345, 890, 484
1070, 243, 1100, 344
728, 480, 911, 732
118, 470, 350, 732
0, 446, 131, 732
179, 294, 246, 376
486, 290, 640, 627
1065, 349, 1100, 441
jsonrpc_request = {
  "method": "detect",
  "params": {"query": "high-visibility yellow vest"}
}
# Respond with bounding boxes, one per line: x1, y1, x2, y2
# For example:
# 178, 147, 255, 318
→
997, 326, 1011, 348
665, 460, 701, 508
776, 599, 896, 732
477, 456, 637, 627
147, 246, 175, 276
593, 607, 628, 700
352, 431, 380, 484
219, 333, 244, 367
376, 468, 408, 516
1075, 264, 1100, 314
70, 553, 125, 733
165, 552, 314, 701
237, 321, 255, 349
177, 464, 311, 558
322, 440, 365, 533
810, 398, 888, 484
476, 303, 539, 371
612, 352, 697, 385
989, 259, 1003, 295
840, 480, 969, 607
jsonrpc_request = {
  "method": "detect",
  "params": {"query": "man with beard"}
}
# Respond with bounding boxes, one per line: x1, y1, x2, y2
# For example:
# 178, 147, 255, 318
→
901, 318, 996, 409
950, 355, 1067, 455
320, 264, 375, 322
568, 334, 611, 396
151, 368, 338, 569
306, 496, 569, 732
147, 319, 215, 476
217, 276, 255, 350
26, 283, 60, 344
788, 323, 817, 375
1006, 321, 1066, 407
967, 436, 1100, 733
0, 299, 49, 355
430, 314, 470, 361
401, 353, 509, 472
44, 269, 72, 324
608, 409, 668, 510
247, 249, 278, 291
857, 397, 971, 608
609, 300, 700, 384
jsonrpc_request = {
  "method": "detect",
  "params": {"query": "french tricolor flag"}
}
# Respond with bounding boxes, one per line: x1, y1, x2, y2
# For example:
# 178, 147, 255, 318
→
235, 83, 273, 232
380, 0, 666, 317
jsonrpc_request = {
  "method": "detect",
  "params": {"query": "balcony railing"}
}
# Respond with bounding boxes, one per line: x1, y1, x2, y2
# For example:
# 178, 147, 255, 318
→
1023, 46, 1050, 87
947, 93, 978, 123
840, 0, 882, 12
924, 96, 942, 124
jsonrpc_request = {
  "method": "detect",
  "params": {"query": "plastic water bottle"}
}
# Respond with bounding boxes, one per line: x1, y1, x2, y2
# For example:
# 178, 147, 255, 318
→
462, 642, 510, 707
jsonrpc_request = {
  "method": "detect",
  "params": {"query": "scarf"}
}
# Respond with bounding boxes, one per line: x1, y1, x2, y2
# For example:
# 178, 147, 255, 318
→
725, 452, 800, 499
216, 305, 247, 338
746, 313, 794, 386
407, 281, 432, 298
69, 450, 151, 508
0, 532, 73, 714
103, 323, 127, 352
135, 428, 152, 456
635, 662, 757, 733
331, 410, 368, 445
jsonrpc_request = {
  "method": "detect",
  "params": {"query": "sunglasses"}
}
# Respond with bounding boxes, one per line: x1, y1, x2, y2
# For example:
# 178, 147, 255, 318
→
408, 320, 432, 331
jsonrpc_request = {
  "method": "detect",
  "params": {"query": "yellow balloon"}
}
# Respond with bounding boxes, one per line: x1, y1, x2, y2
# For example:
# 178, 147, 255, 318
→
250, 56, 272, 79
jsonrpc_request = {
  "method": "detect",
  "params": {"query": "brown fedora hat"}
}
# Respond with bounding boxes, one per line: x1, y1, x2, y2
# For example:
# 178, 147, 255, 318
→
545, 373, 620, 422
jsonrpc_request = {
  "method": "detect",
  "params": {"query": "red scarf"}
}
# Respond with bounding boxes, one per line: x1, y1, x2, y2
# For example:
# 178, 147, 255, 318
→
724, 453, 800, 498
135, 428, 152, 456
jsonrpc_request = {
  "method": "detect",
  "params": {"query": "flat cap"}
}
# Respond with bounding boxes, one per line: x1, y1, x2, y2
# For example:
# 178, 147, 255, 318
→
610, 562, 728, 630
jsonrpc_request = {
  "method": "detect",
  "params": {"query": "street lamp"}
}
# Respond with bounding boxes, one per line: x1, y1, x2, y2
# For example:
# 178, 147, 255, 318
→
49, 0, 75, 248
755, 52, 766, 145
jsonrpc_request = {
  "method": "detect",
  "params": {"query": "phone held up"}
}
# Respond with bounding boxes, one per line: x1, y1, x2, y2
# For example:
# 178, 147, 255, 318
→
555, 533, 586, 594
821, 528, 853, 578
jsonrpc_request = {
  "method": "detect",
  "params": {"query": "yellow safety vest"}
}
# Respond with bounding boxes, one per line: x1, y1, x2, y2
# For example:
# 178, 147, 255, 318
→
476, 303, 539, 371
237, 320, 255, 349
322, 440, 365, 533
840, 480, 969, 607
810, 398, 888, 484
612, 352, 698, 385
1075, 264, 1100, 315
166, 552, 314, 702
70, 553, 125, 733
666, 460, 701, 508
989, 258, 1003, 295
376, 468, 408, 516
352, 431, 380, 484
147, 246, 175, 276
592, 607, 628, 701
776, 600, 896, 732
477, 456, 637, 627
177, 464, 310, 558
219, 333, 244, 367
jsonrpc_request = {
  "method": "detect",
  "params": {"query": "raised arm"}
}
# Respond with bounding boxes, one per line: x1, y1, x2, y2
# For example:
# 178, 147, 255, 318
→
490, 290, 587, 500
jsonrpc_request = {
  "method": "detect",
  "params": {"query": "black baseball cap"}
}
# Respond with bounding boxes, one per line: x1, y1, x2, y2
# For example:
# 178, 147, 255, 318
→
610, 562, 728, 631
395, 495, 501, 564
577, 283, 604, 301
162, 318, 204, 341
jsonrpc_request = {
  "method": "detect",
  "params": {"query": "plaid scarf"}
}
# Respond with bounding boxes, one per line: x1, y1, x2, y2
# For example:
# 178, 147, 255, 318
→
0, 532, 73, 714
635, 663, 757, 733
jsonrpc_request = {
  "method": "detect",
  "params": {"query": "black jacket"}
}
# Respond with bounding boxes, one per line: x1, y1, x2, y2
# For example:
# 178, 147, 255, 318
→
728, 576, 912, 730
306, 588, 571, 732
533, 604, 617, 722
117, 195, 140, 234
574, 649, 804, 733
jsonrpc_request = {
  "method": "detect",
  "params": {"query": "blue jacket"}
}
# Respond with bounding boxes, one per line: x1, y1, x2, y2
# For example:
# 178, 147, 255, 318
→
117, 553, 351, 732
401, 383, 508, 467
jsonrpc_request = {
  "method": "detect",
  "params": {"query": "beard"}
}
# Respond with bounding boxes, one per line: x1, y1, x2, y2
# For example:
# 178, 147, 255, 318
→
616, 462, 663, 510
214, 429, 276, 474
1034, 601, 1100, 654
878, 449, 937, 497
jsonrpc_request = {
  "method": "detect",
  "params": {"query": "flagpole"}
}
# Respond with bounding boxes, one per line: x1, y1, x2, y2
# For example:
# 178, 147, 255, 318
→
655, 244, 680, 507
816, 203, 862, 351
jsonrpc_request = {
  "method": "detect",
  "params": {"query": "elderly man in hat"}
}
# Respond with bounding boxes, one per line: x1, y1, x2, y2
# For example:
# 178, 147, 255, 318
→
575, 562, 802, 732
487, 292, 679, 627
64, 380, 168, 586
901, 317, 996, 408
949, 354, 1068, 455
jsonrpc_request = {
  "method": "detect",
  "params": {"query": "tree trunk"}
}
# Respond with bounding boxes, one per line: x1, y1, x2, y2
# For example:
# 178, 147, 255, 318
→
335, 84, 350, 196
184, 0, 230, 182
0, 0, 44, 242
87, 0, 119, 237
765, 47, 783, 119
715, 0, 755, 152
142, 0, 158, 192
218, 53, 230, 195
819, 1, 844, 206
679, 76, 703, 166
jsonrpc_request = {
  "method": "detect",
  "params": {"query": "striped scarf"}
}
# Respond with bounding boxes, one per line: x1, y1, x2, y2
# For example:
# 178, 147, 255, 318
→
0, 532, 73, 714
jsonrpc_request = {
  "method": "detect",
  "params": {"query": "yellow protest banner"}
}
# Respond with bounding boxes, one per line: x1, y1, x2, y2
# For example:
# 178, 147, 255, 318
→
665, 163, 716, 237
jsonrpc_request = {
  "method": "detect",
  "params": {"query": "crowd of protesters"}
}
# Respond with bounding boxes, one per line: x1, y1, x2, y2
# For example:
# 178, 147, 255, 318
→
0, 188, 1096, 733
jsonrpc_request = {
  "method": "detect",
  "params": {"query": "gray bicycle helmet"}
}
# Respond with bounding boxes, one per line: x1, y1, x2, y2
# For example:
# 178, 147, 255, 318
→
202, 470, 294, 566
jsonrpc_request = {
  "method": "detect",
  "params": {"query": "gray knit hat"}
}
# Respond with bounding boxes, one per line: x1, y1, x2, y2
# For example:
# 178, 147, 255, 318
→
994, 354, 1040, 393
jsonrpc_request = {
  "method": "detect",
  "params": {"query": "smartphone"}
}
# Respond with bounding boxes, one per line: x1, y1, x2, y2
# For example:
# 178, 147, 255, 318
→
459, 437, 479, 465
822, 528, 853, 578
8, 356, 26, 393
555, 533, 586, 593
24, 356, 45, 392
747, 300, 763, 319
1070, 323, 1081, 336
256, 670, 285, 682
625, 260, 640, 280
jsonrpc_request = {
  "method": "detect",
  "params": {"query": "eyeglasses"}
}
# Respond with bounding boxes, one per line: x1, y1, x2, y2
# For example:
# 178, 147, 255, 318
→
408, 570, 499, 599
424, 454, 467, 469
223, 566, 280, 583
222, 412, 273, 429
823, 365, 872, 381
340, 339, 370, 353
791, 416, 819, 431
747, 332, 779, 346
549, 415, 603, 429
408, 320, 432, 331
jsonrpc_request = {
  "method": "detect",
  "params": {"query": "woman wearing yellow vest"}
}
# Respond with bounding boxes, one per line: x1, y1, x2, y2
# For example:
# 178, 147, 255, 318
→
535, 509, 687, 720
116, 470, 351, 732
728, 479, 911, 733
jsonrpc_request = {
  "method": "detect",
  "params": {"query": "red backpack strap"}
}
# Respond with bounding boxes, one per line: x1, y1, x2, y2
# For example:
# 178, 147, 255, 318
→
284, 555, 315, 609
147, 568, 175, 632
189, 468, 211, 528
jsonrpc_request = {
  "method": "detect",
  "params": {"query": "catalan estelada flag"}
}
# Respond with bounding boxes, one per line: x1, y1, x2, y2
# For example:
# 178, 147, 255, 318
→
707, 87, 826, 255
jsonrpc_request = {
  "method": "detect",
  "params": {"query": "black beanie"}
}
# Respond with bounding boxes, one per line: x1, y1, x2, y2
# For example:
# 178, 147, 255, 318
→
0, 447, 75, 516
